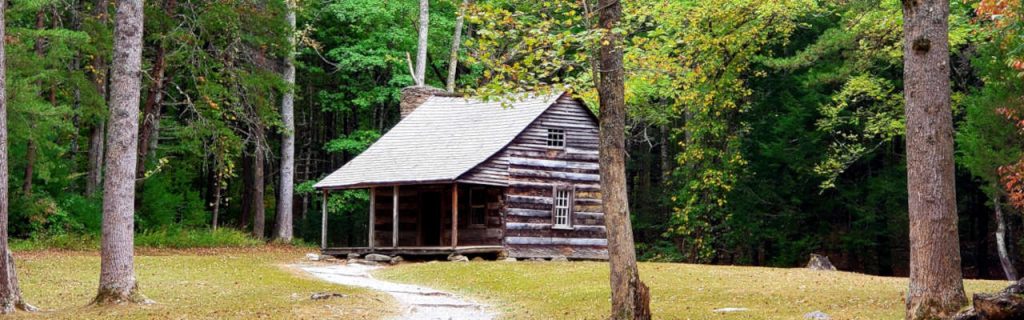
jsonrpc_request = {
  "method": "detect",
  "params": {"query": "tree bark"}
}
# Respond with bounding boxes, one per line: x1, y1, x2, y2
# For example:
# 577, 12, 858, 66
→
596, 0, 651, 319
414, 0, 428, 86
995, 190, 1018, 281
0, 1, 36, 311
252, 148, 266, 240
446, 0, 469, 92
275, 0, 296, 242
902, 0, 967, 318
93, 0, 148, 305
86, 0, 110, 197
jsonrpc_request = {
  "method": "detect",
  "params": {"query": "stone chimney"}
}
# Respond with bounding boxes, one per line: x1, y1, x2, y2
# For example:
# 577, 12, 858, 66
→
400, 86, 460, 119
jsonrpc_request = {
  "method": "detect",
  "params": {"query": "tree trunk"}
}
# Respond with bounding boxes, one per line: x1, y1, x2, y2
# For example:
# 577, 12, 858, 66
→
596, 0, 651, 319
445, 0, 469, 92
86, 0, 110, 197
87, 123, 105, 196
22, 8, 47, 197
252, 148, 266, 240
902, 0, 967, 318
275, 0, 297, 242
240, 151, 252, 230
995, 190, 1018, 281
93, 0, 148, 305
414, 0, 428, 86
135, 0, 176, 212
0, 1, 36, 311
136, 0, 176, 186
211, 161, 220, 231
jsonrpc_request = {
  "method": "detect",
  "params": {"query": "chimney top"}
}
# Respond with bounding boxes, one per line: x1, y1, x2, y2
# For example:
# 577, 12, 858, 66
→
400, 86, 462, 119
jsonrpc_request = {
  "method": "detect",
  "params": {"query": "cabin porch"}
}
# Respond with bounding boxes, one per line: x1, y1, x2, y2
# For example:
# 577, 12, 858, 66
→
319, 183, 507, 257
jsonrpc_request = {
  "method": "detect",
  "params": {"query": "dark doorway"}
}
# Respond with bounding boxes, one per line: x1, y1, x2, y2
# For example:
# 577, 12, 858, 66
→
420, 191, 442, 246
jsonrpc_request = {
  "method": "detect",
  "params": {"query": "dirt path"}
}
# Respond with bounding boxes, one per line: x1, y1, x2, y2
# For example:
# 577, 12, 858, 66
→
298, 263, 495, 320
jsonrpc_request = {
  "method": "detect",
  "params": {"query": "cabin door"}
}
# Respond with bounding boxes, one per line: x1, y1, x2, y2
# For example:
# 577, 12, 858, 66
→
419, 191, 442, 246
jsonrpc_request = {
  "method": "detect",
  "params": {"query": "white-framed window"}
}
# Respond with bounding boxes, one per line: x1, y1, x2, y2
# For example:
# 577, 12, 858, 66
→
470, 188, 487, 226
552, 186, 573, 228
546, 128, 566, 148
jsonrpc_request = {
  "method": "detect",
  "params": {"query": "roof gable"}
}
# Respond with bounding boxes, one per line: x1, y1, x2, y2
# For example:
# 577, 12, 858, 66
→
314, 91, 567, 189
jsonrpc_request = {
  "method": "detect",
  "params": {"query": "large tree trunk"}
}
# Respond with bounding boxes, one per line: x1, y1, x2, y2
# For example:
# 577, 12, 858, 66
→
445, 0, 469, 92
86, 0, 110, 197
902, 0, 967, 318
995, 190, 1018, 281
414, 0, 428, 86
93, 0, 148, 305
275, 0, 296, 242
596, 0, 651, 319
0, 1, 36, 312
252, 148, 266, 240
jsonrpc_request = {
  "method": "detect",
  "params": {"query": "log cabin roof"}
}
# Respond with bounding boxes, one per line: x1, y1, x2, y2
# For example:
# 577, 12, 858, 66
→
314, 91, 578, 190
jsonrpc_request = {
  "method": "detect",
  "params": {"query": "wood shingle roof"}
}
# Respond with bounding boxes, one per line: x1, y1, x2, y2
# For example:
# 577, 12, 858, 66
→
314, 92, 566, 190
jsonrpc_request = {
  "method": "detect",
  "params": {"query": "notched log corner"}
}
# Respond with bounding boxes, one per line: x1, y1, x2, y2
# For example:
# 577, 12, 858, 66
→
912, 38, 931, 53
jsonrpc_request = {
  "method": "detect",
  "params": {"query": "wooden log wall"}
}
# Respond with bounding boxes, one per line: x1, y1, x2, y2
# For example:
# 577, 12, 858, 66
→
501, 96, 609, 260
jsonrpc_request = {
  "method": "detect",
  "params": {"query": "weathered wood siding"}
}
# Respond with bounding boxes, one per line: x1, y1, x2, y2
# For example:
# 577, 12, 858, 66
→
458, 153, 509, 186
502, 96, 608, 260
371, 184, 503, 247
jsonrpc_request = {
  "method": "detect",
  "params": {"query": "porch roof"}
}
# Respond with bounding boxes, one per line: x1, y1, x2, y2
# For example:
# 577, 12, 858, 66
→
314, 91, 565, 190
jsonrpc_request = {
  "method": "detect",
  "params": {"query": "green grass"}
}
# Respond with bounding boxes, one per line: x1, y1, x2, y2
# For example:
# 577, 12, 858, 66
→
10, 229, 268, 251
376, 261, 1009, 319
8, 246, 394, 319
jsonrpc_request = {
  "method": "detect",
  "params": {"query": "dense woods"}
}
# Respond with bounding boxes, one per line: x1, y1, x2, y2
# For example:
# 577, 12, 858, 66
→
5, 0, 1024, 303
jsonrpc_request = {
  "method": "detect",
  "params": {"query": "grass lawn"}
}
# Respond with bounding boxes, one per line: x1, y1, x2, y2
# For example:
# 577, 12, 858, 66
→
8, 246, 393, 319
377, 261, 1009, 319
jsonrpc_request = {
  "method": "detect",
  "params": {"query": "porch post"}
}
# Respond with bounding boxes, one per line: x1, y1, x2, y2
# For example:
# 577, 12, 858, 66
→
451, 183, 458, 249
393, 185, 399, 248
321, 190, 328, 250
369, 187, 375, 249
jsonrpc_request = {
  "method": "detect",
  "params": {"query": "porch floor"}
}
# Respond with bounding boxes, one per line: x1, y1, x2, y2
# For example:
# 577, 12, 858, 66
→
322, 245, 506, 257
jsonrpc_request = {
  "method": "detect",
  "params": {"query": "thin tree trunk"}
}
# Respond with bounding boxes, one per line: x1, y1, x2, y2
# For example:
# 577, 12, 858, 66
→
211, 159, 220, 231
240, 151, 252, 230
87, 123, 105, 196
136, 0, 176, 182
0, 1, 36, 311
902, 0, 966, 318
994, 190, 1017, 281
414, 0, 428, 86
22, 9, 47, 196
445, 0, 469, 92
86, 0, 110, 197
275, 0, 296, 242
252, 148, 266, 240
134, 0, 176, 212
596, 0, 651, 318
93, 0, 148, 305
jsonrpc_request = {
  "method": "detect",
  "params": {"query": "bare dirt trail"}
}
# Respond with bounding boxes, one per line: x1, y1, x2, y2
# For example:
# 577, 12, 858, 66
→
298, 263, 495, 320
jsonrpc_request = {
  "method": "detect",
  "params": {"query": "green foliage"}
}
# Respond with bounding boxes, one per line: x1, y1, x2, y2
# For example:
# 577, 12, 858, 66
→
9, 228, 264, 251
325, 130, 381, 154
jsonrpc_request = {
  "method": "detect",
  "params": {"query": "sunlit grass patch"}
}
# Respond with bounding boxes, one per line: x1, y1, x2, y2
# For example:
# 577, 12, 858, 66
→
377, 261, 1008, 319
9, 246, 393, 319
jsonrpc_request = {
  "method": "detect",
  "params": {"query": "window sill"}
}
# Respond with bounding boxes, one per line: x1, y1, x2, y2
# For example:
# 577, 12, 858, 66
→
551, 225, 573, 230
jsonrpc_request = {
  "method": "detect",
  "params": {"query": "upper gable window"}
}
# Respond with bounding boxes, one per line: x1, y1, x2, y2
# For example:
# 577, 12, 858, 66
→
546, 128, 566, 148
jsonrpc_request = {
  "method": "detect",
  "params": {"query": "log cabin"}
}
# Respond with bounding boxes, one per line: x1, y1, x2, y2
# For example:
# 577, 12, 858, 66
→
314, 87, 608, 260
